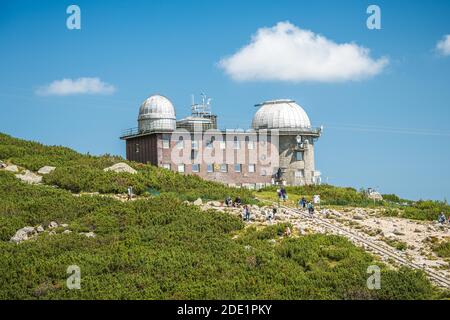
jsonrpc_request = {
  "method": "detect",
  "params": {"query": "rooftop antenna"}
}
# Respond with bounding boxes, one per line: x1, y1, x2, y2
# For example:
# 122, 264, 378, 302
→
191, 92, 212, 118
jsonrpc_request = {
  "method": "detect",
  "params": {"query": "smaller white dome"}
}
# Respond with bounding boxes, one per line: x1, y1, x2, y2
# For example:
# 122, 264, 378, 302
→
138, 94, 176, 132
252, 99, 311, 130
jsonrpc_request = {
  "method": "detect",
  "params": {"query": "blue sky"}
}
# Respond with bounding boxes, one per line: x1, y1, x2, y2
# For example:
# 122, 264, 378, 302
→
0, 0, 449, 201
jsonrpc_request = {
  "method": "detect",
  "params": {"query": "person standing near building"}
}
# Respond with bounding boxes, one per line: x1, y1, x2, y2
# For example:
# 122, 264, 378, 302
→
127, 186, 133, 201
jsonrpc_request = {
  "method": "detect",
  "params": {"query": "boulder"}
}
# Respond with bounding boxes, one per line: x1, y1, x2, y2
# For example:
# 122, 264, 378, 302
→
209, 201, 222, 207
10, 226, 36, 243
15, 170, 42, 184
0, 160, 6, 168
36, 225, 44, 233
37, 166, 56, 175
353, 214, 364, 220
63, 230, 72, 234
193, 198, 203, 206
393, 229, 405, 236
5, 165, 19, 173
48, 221, 58, 229
104, 162, 137, 174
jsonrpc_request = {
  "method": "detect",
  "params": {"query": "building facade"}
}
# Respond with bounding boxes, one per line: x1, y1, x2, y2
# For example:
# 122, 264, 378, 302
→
120, 94, 322, 189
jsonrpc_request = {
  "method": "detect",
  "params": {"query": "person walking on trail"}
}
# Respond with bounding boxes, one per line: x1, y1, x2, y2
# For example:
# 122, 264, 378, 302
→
438, 212, 446, 224
127, 186, 133, 201
272, 206, 277, 218
299, 197, 307, 209
307, 201, 314, 216
280, 187, 288, 201
243, 205, 251, 221
234, 196, 242, 207
266, 209, 273, 223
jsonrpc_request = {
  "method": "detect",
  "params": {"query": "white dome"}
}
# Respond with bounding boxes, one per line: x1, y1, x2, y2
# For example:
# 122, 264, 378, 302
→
138, 94, 176, 132
252, 99, 311, 130
138, 94, 176, 120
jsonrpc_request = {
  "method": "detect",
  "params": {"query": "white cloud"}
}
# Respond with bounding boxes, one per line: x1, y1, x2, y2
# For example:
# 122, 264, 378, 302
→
218, 21, 388, 82
36, 77, 116, 96
436, 35, 450, 56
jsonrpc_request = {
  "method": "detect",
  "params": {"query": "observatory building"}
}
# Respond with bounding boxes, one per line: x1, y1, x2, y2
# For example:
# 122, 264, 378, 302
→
120, 94, 322, 189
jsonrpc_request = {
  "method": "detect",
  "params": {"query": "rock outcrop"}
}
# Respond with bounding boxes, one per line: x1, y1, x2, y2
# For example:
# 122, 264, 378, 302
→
4, 164, 19, 173
37, 166, 56, 175
10, 226, 37, 243
193, 198, 203, 206
104, 162, 137, 174
15, 170, 42, 184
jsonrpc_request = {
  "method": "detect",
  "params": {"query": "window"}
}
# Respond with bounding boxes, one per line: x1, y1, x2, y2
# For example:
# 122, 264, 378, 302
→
295, 151, 304, 161
191, 150, 198, 161
220, 164, 228, 173
234, 164, 241, 173
219, 141, 226, 149
246, 136, 254, 150
192, 140, 198, 150
176, 137, 184, 149
207, 164, 213, 173
177, 164, 185, 173
135, 143, 140, 153
248, 164, 256, 173
162, 134, 170, 149
192, 164, 200, 172
295, 170, 304, 178
261, 169, 267, 176
162, 163, 171, 170
233, 137, 240, 150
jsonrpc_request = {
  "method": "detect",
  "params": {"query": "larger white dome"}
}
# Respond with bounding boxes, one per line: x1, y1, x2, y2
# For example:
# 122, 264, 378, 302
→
138, 94, 176, 120
138, 94, 176, 132
252, 99, 311, 130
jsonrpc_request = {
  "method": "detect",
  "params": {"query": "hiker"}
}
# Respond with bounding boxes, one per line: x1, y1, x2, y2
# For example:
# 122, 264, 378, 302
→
225, 196, 232, 207
438, 212, 446, 224
234, 196, 242, 207
266, 209, 273, 223
243, 205, 251, 221
272, 206, 277, 218
307, 201, 314, 216
127, 186, 133, 201
280, 187, 287, 201
300, 197, 307, 209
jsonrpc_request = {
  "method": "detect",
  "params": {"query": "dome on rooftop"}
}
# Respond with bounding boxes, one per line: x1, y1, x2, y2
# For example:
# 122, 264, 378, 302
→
252, 99, 311, 130
138, 94, 176, 132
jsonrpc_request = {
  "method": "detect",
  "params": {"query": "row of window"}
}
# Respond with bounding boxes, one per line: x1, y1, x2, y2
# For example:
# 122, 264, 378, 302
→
162, 163, 258, 174
163, 139, 258, 150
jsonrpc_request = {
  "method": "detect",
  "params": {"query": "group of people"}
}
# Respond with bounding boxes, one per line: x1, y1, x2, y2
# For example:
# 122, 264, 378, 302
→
225, 196, 242, 207
298, 197, 315, 215
438, 212, 450, 225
